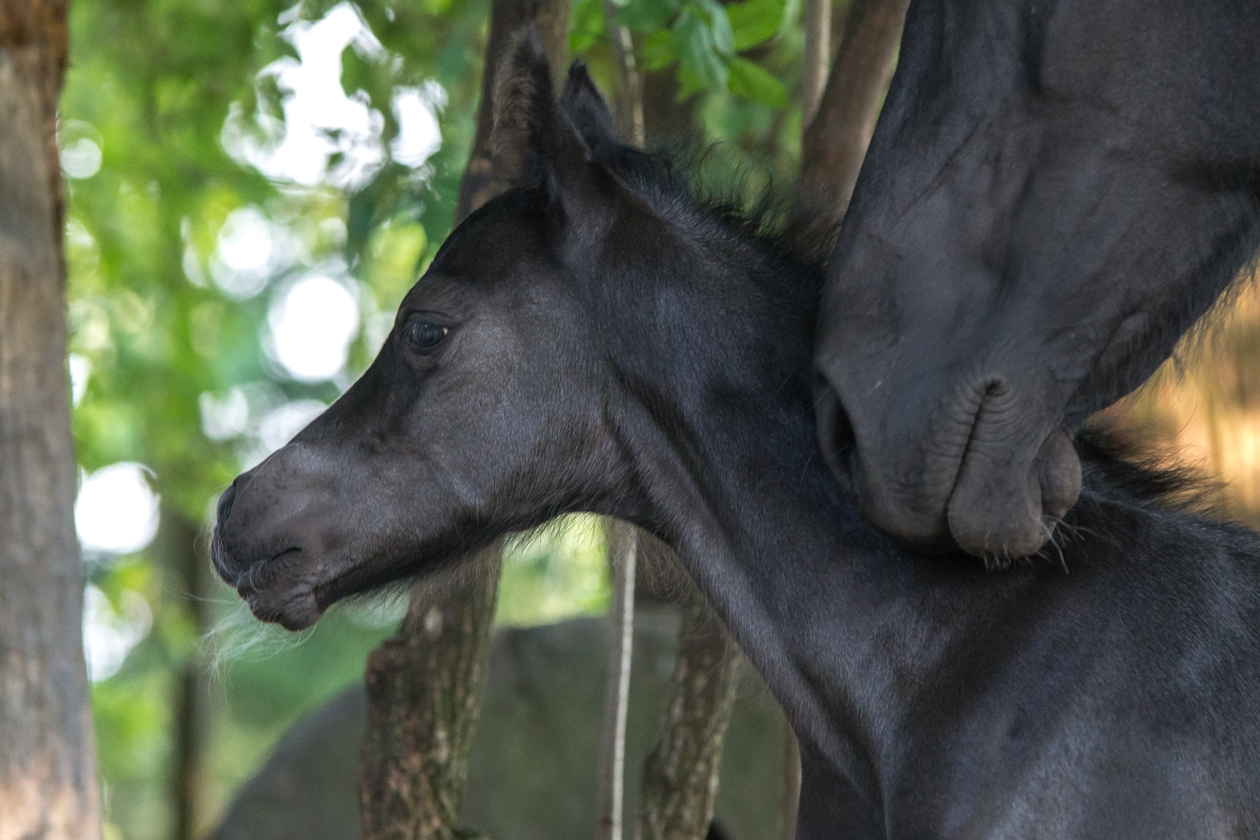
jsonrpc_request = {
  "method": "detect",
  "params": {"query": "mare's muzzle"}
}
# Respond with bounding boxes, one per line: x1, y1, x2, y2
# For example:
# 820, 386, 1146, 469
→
814, 368, 1082, 561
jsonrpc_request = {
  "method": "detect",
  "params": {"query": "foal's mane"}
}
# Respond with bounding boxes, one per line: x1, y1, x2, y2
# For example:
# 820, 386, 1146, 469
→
579, 127, 836, 306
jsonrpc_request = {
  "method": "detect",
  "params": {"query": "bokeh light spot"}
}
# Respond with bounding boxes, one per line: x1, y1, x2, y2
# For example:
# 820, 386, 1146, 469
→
83, 585, 153, 682
75, 462, 160, 557
266, 275, 359, 381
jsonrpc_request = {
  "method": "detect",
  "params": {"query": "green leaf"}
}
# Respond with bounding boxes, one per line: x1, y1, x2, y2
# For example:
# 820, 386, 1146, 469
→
727, 56, 788, 107
675, 63, 707, 100
642, 29, 677, 70
569, 0, 607, 53
615, 0, 680, 32
696, 0, 736, 55
675, 9, 728, 92
726, 0, 786, 50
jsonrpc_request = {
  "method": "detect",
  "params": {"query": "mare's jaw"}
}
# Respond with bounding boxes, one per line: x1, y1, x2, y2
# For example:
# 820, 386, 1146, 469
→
815, 0, 1260, 561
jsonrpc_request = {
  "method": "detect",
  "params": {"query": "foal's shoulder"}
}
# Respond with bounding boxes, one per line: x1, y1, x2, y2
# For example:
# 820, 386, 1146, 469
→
1069, 425, 1260, 578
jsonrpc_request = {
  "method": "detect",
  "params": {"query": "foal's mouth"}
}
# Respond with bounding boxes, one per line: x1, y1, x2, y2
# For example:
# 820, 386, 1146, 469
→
213, 543, 329, 631
211, 541, 302, 589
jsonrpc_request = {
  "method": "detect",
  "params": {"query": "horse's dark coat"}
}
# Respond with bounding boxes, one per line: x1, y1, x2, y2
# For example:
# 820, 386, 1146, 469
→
213, 39, 1260, 838
815, 0, 1260, 560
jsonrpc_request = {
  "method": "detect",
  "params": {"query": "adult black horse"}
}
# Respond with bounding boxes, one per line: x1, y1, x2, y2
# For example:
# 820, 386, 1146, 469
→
815, 0, 1260, 560
213, 42, 1260, 837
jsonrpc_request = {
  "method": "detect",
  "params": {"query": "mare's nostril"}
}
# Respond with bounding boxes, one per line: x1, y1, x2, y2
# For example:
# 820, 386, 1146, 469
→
813, 380, 855, 486
216, 481, 238, 526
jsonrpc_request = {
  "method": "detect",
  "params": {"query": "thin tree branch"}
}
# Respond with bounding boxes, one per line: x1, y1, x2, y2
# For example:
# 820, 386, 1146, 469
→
598, 31, 646, 828
598, 522, 640, 840
604, 5, 646, 146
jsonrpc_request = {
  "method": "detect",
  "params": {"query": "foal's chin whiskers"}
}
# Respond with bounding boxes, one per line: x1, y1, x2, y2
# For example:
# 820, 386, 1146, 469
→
199, 601, 318, 685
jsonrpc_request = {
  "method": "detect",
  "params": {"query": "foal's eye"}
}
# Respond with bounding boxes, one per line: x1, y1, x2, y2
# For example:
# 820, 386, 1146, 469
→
402, 316, 449, 353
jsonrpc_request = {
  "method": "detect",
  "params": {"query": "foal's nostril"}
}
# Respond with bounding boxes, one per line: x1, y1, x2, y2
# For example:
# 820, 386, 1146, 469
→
216, 482, 238, 527
211, 483, 241, 585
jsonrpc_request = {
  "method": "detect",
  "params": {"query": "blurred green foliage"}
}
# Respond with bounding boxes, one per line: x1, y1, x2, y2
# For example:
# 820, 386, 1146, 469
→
61, 0, 823, 836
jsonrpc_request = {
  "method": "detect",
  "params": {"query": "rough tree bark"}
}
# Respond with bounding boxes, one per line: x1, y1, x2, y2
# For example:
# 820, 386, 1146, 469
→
797, 0, 910, 218
635, 595, 743, 840
360, 549, 501, 840
0, 2, 103, 839
358, 3, 568, 838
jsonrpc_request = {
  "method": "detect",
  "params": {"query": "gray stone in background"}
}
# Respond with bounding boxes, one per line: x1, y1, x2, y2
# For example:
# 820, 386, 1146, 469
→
210, 610, 786, 840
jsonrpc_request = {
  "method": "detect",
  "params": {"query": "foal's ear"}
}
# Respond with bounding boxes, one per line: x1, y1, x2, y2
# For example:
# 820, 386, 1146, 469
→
490, 30, 591, 195
560, 60, 617, 151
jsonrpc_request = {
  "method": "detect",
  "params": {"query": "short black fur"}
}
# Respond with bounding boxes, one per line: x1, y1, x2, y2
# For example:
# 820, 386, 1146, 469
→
213, 43, 1260, 839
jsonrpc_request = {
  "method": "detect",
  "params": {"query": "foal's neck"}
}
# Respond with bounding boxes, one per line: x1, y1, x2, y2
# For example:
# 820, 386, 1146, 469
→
615, 325, 917, 778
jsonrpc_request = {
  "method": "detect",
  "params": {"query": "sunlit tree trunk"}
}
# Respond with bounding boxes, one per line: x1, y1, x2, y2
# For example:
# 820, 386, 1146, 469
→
0, 2, 102, 839
797, 0, 909, 219
800, 0, 831, 124
358, 2, 569, 837
360, 549, 501, 840
635, 595, 742, 840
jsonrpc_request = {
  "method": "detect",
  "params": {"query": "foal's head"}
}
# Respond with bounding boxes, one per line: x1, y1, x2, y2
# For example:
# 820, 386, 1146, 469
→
211, 37, 819, 629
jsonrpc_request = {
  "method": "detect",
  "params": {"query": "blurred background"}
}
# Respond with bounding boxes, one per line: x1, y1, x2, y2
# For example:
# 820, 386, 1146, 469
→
60, 0, 1260, 838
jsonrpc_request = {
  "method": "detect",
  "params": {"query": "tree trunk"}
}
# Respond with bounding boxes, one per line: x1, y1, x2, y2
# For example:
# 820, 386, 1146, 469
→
0, 3, 102, 839
800, 0, 831, 124
358, 3, 569, 836
797, 0, 909, 219
360, 549, 501, 840
164, 512, 213, 840
635, 595, 743, 840
455, 0, 571, 219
